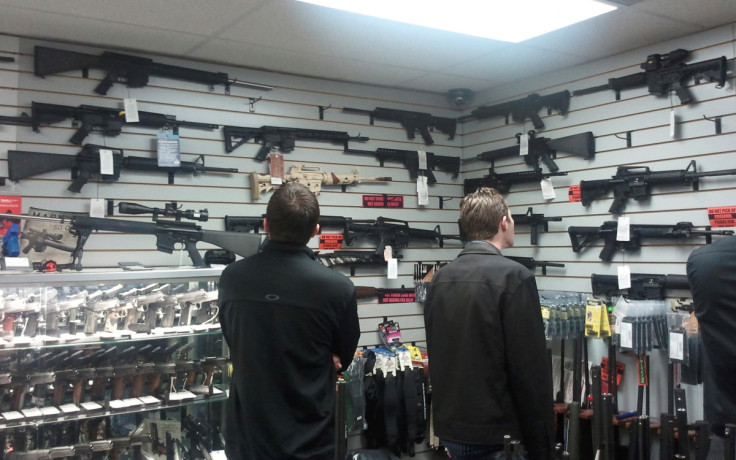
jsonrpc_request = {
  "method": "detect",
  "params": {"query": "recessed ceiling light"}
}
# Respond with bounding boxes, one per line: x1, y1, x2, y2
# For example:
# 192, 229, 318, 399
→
295, 0, 617, 43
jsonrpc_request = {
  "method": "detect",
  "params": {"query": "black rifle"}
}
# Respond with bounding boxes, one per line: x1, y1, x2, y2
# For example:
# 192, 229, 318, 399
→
222, 125, 369, 158
342, 106, 456, 145
568, 221, 734, 262
512, 207, 563, 245
317, 216, 461, 273
579, 160, 736, 214
476, 131, 595, 173
572, 49, 727, 104
7, 144, 237, 192
114, 201, 208, 222
224, 215, 265, 233
591, 273, 690, 300
504, 256, 564, 276
460, 90, 570, 130
34, 45, 272, 95
0, 211, 262, 269
464, 167, 567, 195
344, 148, 460, 184
30, 101, 219, 145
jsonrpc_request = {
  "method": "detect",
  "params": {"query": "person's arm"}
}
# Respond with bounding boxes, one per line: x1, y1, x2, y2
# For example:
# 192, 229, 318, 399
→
503, 275, 554, 460
333, 293, 361, 371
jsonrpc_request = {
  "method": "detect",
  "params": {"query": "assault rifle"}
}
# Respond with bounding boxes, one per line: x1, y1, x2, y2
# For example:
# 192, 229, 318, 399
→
341, 107, 456, 145
250, 164, 391, 199
459, 90, 570, 130
224, 215, 265, 233
29, 101, 219, 145
505, 255, 564, 275
34, 45, 272, 95
464, 167, 567, 195
344, 148, 460, 184
7, 144, 237, 192
511, 207, 563, 245
222, 125, 369, 158
572, 49, 727, 104
317, 216, 462, 272
591, 273, 690, 300
579, 160, 736, 214
0, 211, 262, 269
476, 131, 594, 173
568, 221, 734, 261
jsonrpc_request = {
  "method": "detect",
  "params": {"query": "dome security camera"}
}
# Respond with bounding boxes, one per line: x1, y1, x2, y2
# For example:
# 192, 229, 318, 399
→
447, 88, 473, 109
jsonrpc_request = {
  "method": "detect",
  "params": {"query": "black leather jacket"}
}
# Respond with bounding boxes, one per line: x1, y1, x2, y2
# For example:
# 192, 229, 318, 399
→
424, 241, 554, 460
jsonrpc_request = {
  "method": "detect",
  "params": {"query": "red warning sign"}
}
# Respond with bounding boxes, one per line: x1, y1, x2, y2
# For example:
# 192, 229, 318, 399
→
707, 206, 736, 228
568, 185, 581, 202
378, 291, 416, 304
363, 194, 404, 208
319, 233, 343, 250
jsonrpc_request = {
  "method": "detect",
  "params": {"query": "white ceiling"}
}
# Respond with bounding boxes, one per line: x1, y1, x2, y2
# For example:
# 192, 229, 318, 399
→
0, 0, 734, 96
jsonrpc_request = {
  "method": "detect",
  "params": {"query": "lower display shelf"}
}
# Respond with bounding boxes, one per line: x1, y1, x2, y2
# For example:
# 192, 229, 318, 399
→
0, 387, 227, 429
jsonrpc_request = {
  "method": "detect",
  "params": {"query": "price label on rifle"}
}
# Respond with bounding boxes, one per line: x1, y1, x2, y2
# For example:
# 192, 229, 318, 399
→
568, 185, 582, 202
318, 233, 343, 250
156, 133, 181, 167
362, 195, 404, 208
0, 195, 22, 236
378, 290, 416, 304
707, 206, 736, 227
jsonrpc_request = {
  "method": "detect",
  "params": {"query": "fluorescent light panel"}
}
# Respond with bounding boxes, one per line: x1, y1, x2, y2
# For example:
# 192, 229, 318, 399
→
295, 0, 617, 43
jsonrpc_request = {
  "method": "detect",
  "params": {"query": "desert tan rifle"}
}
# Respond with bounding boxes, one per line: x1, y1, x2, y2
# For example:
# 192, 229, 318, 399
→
250, 163, 391, 199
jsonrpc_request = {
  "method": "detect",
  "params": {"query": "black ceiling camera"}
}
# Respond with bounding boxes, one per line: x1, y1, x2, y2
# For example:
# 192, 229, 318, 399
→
447, 88, 473, 109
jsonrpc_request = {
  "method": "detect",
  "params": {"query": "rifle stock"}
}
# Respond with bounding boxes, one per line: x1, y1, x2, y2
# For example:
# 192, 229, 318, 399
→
477, 131, 594, 173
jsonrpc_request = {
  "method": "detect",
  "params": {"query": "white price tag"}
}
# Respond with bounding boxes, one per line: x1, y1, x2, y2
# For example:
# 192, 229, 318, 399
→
616, 216, 630, 241
519, 133, 529, 156
620, 321, 633, 349
417, 176, 429, 206
669, 331, 685, 361
98, 148, 115, 175
271, 177, 283, 185
123, 98, 139, 123
669, 109, 677, 138
540, 178, 556, 200
617, 265, 631, 289
387, 258, 398, 279
417, 150, 428, 170
156, 133, 181, 167
89, 198, 106, 218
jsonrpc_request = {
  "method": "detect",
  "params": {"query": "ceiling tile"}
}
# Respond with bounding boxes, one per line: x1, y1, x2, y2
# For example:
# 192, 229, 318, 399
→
634, 0, 736, 27
397, 72, 504, 94
453, 46, 587, 83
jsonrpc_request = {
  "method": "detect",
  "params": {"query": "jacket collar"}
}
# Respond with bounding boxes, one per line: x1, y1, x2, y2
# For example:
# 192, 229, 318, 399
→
457, 240, 503, 257
261, 239, 316, 259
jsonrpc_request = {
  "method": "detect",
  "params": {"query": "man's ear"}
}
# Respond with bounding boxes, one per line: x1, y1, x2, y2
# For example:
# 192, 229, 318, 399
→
499, 215, 509, 233
311, 223, 320, 238
263, 218, 269, 235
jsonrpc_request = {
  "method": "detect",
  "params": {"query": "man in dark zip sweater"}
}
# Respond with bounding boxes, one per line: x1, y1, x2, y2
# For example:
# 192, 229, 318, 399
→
424, 187, 554, 460
219, 182, 360, 459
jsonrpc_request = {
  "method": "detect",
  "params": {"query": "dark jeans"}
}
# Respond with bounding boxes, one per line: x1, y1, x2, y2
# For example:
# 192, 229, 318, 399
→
441, 440, 528, 460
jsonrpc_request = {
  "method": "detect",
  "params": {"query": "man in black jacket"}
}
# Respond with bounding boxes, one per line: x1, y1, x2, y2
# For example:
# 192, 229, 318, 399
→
687, 236, 736, 459
424, 187, 553, 460
219, 182, 361, 459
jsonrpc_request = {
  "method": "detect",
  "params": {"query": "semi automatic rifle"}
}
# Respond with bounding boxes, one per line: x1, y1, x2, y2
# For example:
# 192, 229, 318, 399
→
34, 45, 272, 95
249, 164, 391, 199
511, 207, 563, 245
341, 106, 456, 145
344, 148, 460, 184
224, 215, 265, 233
591, 273, 690, 300
579, 160, 736, 214
7, 144, 237, 192
459, 90, 570, 130
464, 167, 567, 195
476, 131, 594, 173
222, 124, 369, 157
504, 255, 564, 276
0, 210, 262, 269
568, 221, 734, 261
29, 101, 219, 145
572, 49, 727, 104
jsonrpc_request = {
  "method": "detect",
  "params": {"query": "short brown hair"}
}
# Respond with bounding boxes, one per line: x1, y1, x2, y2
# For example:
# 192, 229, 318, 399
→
266, 183, 320, 245
459, 187, 509, 241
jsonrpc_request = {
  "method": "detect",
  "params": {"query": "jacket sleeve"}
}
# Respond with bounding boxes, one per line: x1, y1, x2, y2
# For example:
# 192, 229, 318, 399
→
333, 292, 361, 370
503, 275, 554, 460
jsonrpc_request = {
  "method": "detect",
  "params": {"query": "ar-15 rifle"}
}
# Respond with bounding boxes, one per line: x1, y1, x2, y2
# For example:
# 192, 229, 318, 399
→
224, 215, 265, 233
511, 207, 563, 245
34, 45, 272, 95
572, 48, 727, 104
316, 216, 462, 272
504, 255, 564, 276
29, 101, 219, 145
342, 106, 456, 145
0, 210, 262, 269
222, 125, 369, 158
476, 131, 594, 173
459, 90, 570, 130
591, 273, 690, 300
250, 163, 391, 199
568, 221, 734, 262
464, 167, 567, 195
344, 148, 460, 184
7, 144, 238, 192
579, 160, 736, 214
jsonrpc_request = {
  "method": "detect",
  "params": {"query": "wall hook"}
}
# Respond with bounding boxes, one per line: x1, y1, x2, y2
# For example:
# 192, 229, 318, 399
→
318, 105, 333, 120
248, 97, 262, 113
614, 131, 632, 147
702, 114, 722, 134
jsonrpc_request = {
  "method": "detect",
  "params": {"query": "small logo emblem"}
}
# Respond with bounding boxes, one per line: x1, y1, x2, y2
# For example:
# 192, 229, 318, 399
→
265, 294, 279, 301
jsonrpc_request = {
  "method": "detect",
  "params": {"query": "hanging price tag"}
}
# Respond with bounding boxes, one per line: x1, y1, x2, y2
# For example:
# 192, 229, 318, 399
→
519, 133, 529, 156
616, 216, 630, 241
98, 148, 115, 175
123, 98, 139, 123
540, 178, 556, 200
417, 176, 429, 206
417, 150, 428, 170
157, 133, 180, 167
617, 265, 631, 289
